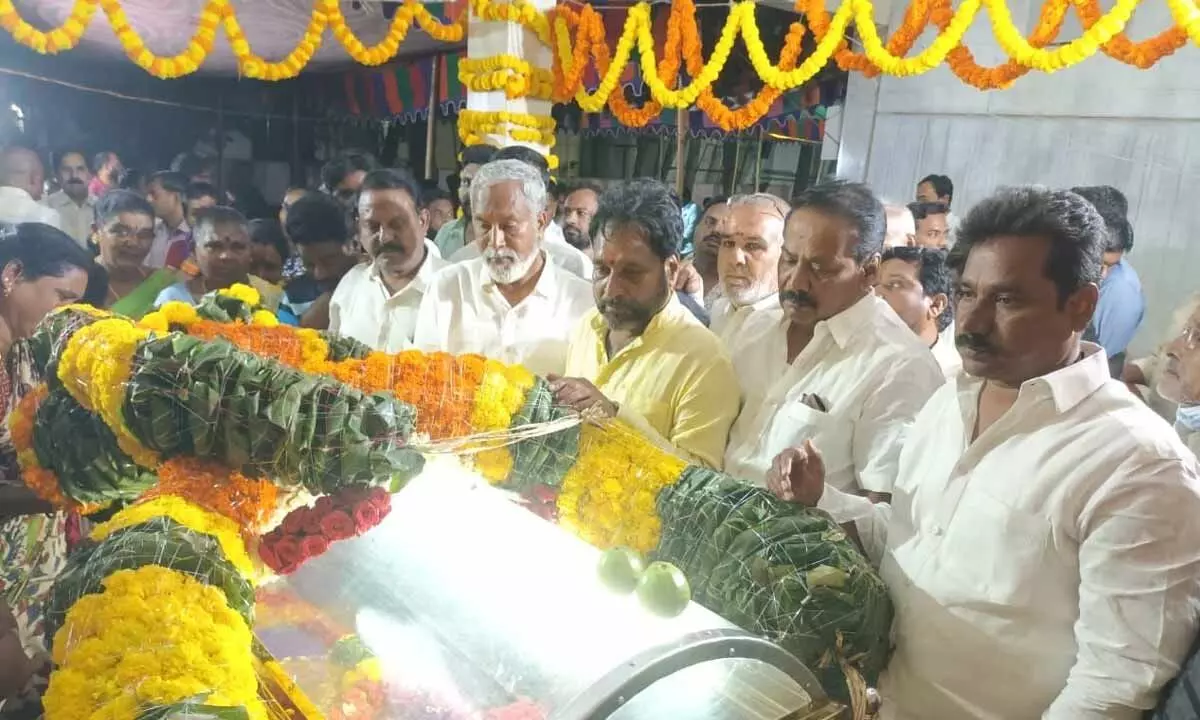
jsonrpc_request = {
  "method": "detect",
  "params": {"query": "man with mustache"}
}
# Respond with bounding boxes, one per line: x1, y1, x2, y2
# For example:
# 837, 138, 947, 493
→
328, 169, 444, 351
560, 181, 602, 258
710, 193, 788, 347
414, 159, 592, 376
283, 192, 361, 329
769, 186, 1200, 719
434, 144, 495, 258
550, 178, 739, 469
43, 150, 94, 247
724, 181, 943, 500
689, 197, 731, 310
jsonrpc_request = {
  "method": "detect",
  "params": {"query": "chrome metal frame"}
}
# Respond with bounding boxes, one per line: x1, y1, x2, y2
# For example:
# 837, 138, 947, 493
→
551, 627, 831, 720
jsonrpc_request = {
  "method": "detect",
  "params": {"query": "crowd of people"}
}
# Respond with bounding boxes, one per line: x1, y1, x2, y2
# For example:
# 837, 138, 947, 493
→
0, 137, 1197, 719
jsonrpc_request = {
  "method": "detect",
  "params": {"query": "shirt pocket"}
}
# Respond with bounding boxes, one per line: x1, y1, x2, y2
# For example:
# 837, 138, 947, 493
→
764, 400, 856, 484
939, 489, 1050, 608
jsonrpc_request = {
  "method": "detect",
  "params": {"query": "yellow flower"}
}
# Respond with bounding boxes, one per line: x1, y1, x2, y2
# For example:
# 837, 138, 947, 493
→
251, 309, 279, 327
217, 283, 261, 307
91, 495, 257, 581
137, 310, 169, 333
159, 300, 200, 326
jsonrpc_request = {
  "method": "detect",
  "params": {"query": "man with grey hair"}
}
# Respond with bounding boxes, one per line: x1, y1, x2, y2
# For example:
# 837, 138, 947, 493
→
710, 192, 787, 346
413, 159, 593, 375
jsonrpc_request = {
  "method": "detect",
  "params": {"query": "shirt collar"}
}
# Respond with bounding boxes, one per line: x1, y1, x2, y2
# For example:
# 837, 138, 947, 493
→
954, 341, 1110, 415
817, 292, 879, 349
369, 245, 441, 298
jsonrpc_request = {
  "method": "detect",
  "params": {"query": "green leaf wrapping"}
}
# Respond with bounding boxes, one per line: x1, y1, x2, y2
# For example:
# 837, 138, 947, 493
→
503, 377, 580, 491
45, 517, 255, 646
653, 466, 893, 703
136, 699, 251, 720
26, 307, 102, 387
321, 332, 371, 361
123, 333, 425, 493
32, 388, 158, 504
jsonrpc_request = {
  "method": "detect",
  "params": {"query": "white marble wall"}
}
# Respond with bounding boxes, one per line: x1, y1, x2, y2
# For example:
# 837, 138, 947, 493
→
838, 0, 1200, 356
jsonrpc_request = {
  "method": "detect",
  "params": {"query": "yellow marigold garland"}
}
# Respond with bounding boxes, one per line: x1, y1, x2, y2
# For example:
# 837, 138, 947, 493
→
0, 0, 95, 54
461, 54, 556, 100
469, 360, 537, 483
55, 317, 160, 469
45, 565, 265, 720
557, 422, 687, 554
458, 110, 559, 169
470, 0, 552, 44
92, 495, 258, 581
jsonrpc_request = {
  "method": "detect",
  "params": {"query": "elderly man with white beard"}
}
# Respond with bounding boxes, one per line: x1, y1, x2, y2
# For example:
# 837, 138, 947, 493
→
709, 193, 788, 347
413, 159, 593, 376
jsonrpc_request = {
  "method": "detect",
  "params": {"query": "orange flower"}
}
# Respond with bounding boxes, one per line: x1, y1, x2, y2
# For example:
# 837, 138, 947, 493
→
1074, 0, 1187, 68
8, 384, 103, 513
143, 456, 279, 531
696, 17, 806, 131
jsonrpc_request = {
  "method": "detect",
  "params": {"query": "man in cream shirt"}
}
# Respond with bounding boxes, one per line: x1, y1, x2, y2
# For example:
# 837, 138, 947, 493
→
709, 193, 787, 347
724, 181, 943, 498
42, 150, 94, 247
876, 246, 960, 377
330, 169, 445, 351
552, 179, 739, 469
770, 186, 1200, 719
414, 159, 592, 376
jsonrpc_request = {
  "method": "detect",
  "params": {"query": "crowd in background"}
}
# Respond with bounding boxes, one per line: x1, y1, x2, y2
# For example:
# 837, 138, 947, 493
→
0, 137, 1199, 719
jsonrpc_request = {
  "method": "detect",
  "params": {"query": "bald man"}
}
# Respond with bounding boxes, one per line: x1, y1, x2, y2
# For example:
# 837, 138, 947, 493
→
883, 203, 915, 248
0, 147, 60, 228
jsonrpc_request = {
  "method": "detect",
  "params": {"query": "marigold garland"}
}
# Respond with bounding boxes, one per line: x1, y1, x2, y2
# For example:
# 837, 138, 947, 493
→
556, 422, 687, 554
457, 110, 559, 170
461, 54, 556, 100
0, 0, 95, 54
470, 360, 537, 482
144, 457, 280, 532
7, 383, 104, 513
92, 495, 258, 580
45, 565, 265, 720
55, 316, 160, 469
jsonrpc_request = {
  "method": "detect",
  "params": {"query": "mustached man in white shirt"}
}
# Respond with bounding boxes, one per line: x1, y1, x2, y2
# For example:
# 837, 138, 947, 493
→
876, 246, 960, 378
709, 193, 787, 347
724, 181, 944, 500
770, 186, 1200, 719
0, 147, 60, 230
414, 159, 593, 376
328, 169, 446, 352
42, 150, 95, 248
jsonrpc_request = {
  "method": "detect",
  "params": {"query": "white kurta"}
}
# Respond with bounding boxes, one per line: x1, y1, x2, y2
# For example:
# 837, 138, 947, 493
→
412, 253, 593, 376
710, 293, 783, 349
724, 293, 944, 492
42, 191, 94, 247
329, 248, 448, 352
819, 345, 1200, 719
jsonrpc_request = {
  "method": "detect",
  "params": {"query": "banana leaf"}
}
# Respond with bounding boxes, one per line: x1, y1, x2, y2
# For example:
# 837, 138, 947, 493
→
123, 334, 423, 493
45, 517, 255, 645
136, 699, 250, 720
110, 269, 180, 320
504, 378, 580, 492
653, 466, 893, 704
32, 388, 157, 504
321, 332, 371, 361
26, 307, 103, 384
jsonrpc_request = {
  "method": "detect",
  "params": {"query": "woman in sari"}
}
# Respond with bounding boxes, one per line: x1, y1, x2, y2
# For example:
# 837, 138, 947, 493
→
91, 190, 185, 319
0, 223, 105, 717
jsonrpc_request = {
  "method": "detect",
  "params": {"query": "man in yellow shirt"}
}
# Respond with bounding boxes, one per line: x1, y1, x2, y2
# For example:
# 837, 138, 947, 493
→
549, 179, 740, 469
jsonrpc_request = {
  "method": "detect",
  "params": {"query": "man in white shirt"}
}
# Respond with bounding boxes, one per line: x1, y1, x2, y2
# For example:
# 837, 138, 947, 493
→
414, 159, 592, 376
0, 147, 60, 229
710, 192, 787, 346
42, 150, 94, 247
770, 186, 1200, 719
329, 169, 446, 352
876, 246, 960, 377
724, 181, 943, 498
447, 217, 592, 280
559, 181, 602, 259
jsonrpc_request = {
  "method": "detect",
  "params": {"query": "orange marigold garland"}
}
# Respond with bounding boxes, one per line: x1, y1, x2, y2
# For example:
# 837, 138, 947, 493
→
144, 456, 280, 531
937, 0, 1066, 89
1074, 0, 1188, 68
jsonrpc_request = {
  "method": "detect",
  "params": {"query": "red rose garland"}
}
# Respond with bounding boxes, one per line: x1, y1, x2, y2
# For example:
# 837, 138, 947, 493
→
260, 485, 392, 575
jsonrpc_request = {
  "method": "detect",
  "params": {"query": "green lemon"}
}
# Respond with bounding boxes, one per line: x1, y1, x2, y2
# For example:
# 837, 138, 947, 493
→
597, 547, 646, 594
636, 561, 691, 617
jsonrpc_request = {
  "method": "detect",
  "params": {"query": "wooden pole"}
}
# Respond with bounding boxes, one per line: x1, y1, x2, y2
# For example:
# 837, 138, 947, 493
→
753, 126, 764, 191
674, 109, 687, 196
424, 55, 441, 181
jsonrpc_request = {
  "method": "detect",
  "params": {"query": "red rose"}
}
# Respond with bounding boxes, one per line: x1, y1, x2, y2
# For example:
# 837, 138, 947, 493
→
529, 484, 557, 506
319, 510, 356, 541
274, 537, 304, 574
366, 487, 391, 512
300, 534, 330, 560
258, 539, 283, 573
313, 495, 335, 515
280, 509, 307, 536
352, 502, 382, 533
299, 508, 323, 535
337, 485, 371, 508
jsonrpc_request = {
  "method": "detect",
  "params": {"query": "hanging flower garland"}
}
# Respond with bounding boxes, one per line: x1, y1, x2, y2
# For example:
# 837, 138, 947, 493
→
1074, 0, 1188, 68
259, 485, 392, 575
1167, 0, 1200, 44
936, 0, 1065, 89
470, 0, 552, 44
0, 0, 95, 54
460, 54, 556, 100
987, 0, 1140, 70
458, 110, 559, 169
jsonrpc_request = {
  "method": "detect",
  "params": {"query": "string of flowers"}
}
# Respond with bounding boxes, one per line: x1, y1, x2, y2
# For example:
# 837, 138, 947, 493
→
935, 0, 1065, 89
7, 383, 106, 513
142, 456, 280, 532
44, 565, 266, 720
460, 54, 556, 100
471, 0, 552, 44
92, 495, 259, 580
1167, 0, 1200, 44
1076, 0, 1188, 67
258, 485, 392, 575
458, 110, 559, 169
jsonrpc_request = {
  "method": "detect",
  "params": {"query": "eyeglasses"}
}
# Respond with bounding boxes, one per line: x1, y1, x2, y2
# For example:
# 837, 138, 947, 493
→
104, 223, 155, 243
